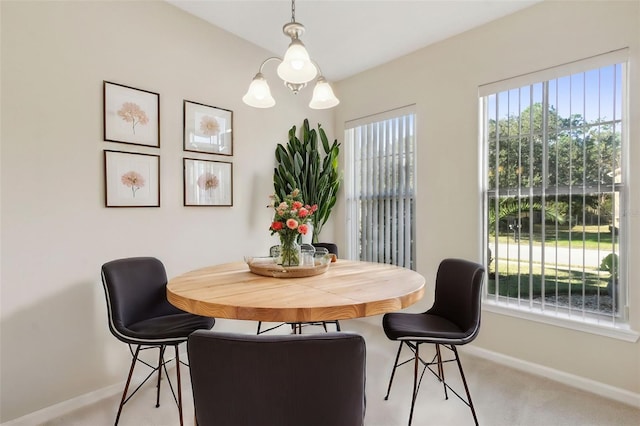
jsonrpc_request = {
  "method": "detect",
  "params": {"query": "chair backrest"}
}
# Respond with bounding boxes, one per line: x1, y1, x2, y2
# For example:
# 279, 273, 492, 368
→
312, 242, 338, 257
427, 258, 485, 343
188, 331, 366, 426
300, 243, 315, 253
101, 257, 182, 343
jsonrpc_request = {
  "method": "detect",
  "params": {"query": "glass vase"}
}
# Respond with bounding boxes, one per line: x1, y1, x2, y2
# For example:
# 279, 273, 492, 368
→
279, 234, 301, 267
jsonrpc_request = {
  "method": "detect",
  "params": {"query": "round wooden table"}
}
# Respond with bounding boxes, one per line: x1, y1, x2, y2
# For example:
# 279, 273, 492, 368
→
167, 260, 425, 323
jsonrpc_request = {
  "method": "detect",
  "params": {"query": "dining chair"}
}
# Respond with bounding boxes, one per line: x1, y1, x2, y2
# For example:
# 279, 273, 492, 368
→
101, 257, 215, 426
188, 330, 366, 426
382, 258, 485, 426
312, 242, 339, 258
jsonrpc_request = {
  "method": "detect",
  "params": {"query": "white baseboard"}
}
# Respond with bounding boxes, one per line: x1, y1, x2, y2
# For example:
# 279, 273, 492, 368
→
1, 381, 123, 426
1, 364, 181, 426
463, 345, 640, 409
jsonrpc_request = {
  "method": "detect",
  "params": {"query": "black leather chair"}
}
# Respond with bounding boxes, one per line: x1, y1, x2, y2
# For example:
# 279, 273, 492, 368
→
188, 330, 366, 426
382, 258, 485, 426
312, 242, 339, 258
101, 257, 215, 425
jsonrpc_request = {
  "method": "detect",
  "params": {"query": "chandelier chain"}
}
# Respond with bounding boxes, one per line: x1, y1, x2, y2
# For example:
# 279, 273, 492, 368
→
291, 0, 296, 22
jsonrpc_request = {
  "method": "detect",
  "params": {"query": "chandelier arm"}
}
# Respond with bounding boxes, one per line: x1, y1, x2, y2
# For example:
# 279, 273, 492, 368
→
258, 56, 283, 73
310, 60, 324, 79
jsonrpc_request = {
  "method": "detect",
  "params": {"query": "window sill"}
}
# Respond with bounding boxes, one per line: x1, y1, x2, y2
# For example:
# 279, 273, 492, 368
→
483, 300, 640, 342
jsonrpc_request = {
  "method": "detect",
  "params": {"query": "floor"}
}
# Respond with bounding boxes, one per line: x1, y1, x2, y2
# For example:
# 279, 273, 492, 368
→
40, 318, 640, 426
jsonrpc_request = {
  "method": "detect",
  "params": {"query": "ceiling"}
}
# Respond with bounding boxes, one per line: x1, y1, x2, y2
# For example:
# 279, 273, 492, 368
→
166, 0, 541, 82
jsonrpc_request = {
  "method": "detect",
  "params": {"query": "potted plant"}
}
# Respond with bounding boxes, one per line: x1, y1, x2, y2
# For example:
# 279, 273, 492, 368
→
273, 119, 341, 243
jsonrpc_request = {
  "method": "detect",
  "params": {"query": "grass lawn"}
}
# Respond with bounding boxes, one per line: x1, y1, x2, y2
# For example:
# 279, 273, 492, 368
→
488, 224, 616, 314
487, 261, 608, 298
493, 224, 615, 251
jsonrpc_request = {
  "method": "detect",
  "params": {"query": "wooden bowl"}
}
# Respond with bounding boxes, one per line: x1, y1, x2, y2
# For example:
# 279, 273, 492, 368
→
247, 260, 330, 278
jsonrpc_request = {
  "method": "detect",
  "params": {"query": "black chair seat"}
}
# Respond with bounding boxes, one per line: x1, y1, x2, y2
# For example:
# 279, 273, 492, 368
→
383, 313, 466, 342
126, 313, 215, 343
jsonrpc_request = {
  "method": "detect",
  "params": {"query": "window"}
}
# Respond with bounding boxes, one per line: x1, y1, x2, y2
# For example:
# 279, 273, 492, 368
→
345, 106, 416, 269
480, 50, 628, 329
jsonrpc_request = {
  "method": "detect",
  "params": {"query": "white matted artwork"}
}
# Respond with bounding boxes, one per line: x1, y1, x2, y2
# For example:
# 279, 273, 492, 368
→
183, 100, 233, 156
104, 81, 160, 147
184, 158, 233, 206
104, 150, 160, 207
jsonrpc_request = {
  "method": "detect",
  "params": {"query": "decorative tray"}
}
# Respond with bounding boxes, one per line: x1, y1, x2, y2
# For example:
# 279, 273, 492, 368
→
245, 257, 330, 278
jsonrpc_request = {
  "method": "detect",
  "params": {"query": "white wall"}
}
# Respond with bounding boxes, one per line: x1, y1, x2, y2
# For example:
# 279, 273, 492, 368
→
334, 0, 639, 398
0, 1, 333, 421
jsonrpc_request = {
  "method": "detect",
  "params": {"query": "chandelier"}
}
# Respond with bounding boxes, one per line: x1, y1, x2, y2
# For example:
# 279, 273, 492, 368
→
242, 0, 340, 109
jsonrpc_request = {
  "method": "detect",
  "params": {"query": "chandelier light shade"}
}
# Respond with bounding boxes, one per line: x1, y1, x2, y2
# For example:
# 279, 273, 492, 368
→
242, 0, 339, 110
309, 76, 340, 109
242, 72, 276, 108
277, 39, 317, 84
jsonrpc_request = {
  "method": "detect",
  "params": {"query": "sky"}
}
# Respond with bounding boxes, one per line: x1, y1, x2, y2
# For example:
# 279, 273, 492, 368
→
488, 63, 623, 124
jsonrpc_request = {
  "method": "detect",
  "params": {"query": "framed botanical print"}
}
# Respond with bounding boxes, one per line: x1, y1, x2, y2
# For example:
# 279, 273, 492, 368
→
183, 100, 233, 156
104, 81, 160, 147
183, 158, 233, 206
104, 150, 160, 207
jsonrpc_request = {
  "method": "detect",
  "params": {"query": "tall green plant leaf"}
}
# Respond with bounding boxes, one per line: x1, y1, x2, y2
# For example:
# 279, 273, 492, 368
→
273, 119, 342, 242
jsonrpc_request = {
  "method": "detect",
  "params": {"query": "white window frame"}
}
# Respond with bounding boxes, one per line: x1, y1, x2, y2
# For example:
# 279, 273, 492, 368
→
479, 49, 638, 342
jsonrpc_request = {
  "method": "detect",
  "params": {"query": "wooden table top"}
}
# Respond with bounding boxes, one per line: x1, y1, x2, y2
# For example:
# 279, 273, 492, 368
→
167, 260, 425, 323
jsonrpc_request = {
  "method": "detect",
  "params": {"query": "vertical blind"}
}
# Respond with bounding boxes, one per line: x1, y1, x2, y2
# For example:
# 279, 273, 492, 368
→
345, 107, 416, 269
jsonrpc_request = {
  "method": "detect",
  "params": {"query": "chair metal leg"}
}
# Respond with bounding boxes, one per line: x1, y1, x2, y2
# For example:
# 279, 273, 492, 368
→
155, 346, 165, 408
175, 346, 184, 426
257, 322, 289, 334
408, 342, 421, 426
384, 342, 404, 400
436, 344, 448, 400
385, 342, 478, 426
452, 346, 478, 426
114, 344, 187, 425
259, 320, 339, 334
115, 345, 141, 425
